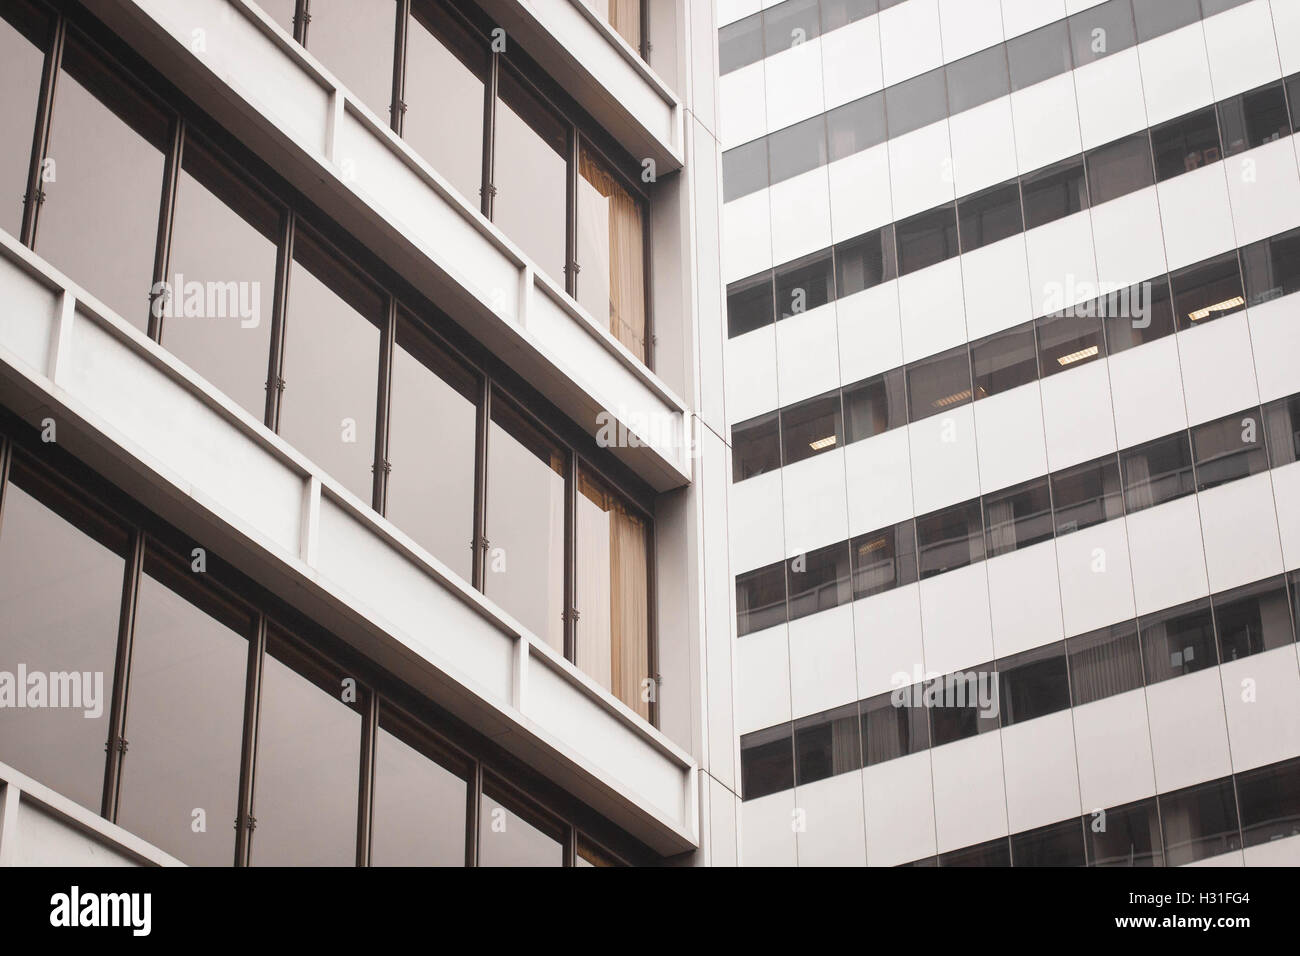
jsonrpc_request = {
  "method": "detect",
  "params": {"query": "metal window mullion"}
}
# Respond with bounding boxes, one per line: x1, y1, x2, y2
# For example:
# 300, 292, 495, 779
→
355, 689, 378, 867
471, 377, 491, 590
465, 761, 482, 867
564, 453, 577, 663
293, 0, 311, 45
372, 297, 397, 513
390, 0, 410, 136
480, 52, 498, 219
265, 210, 295, 431
101, 529, 145, 823
147, 115, 185, 342
19, 13, 66, 250
233, 615, 267, 867
646, 519, 659, 729
565, 126, 579, 298
563, 825, 577, 867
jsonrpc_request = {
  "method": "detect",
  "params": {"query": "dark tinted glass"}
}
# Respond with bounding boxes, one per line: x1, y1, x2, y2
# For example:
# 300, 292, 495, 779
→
928, 664, 999, 746
775, 249, 834, 318
1213, 576, 1295, 662
764, 0, 821, 56
820, 0, 877, 31
727, 271, 776, 337
1012, 819, 1087, 866
843, 368, 907, 441
1069, 0, 1137, 68
719, 12, 764, 75
998, 642, 1070, 725
983, 476, 1053, 557
1086, 132, 1154, 205
885, 68, 948, 138
1067, 622, 1144, 706
906, 345, 972, 422
916, 499, 984, 579
835, 226, 896, 296
768, 114, 828, 184
0, 0, 47, 238
1052, 455, 1124, 535
1152, 107, 1222, 181
972, 322, 1038, 399
1007, 20, 1072, 92
1021, 157, 1088, 229
1218, 82, 1291, 157
794, 703, 861, 785
945, 44, 1009, 115
1121, 432, 1195, 513
1086, 797, 1163, 866
850, 520, 918, 599
780, 390, 843, 466
1131, 0, 1199, 44
1036, 309, 1104, 376
860, 688, 929, 765
722, 138, 770, 202
305, 0, 397, 117
1103, 276, 1176, 353
733, 412, 782, 481
371, 709, 468, 866
896, 205, 958, 275
737, 562, 788, 636
826, 93, 887, 161
786, 541, 852, 621
1235, 757, 1300, 848
1159, 778, 1242, 866
1241, 226, 1300, 307
741, 724, 794, 799
1191, 407, 1268, 491
479, 784, 563, 866
940, 837, 1011, 866
958, 182, 1024, 253
1290, 75, 1300, 132
1170, 252, 1245, 329
1139, 598, 1217, 684
1264, 394, 1300, 466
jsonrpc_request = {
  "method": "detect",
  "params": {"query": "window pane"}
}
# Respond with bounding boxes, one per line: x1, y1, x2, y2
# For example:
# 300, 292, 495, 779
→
1152, 107, 1222, 182
997, 642, 1069, 725
1131, 0, 1199, 44
1085, 132, 1154, 206
957, 182, 1024, 253
1021, 156, 1088, 230
581, 0, 641, 51
371, 709, 467, 866
117, 551, 250, 866
1235, 757, 1300, 848
1191, 407, 1268, 491
786, 541, 851, 621
741, 724, 793, 799
768, 114, 828, 184
906, 345, 972, 422
1140, 598, 1216, 684
732, 412, 781, 481
945, 45, 1008, 116
304, 0, 396, 119
1170, 251, 1245, 329
0, 459, 127, 812
972, 322, 1038, 399
577, 147, 647, 361
1213, 576, 1294, 662
885, 68, 948, 138
850, 520, 917, 599
1086, 797, 1163, 866
820, 0, 877, 32
737, 563, 787, 637
940, 837, 1010, 867
279, 227, 383, 502
860, 687, 929, 765
843, 368, 907, 442
0, 0, 47, 237
834, 226, 896, 297
494, 69, 568, 285
1264, 394, 1300, 466
484, 397, 566, 653
916, 499, 984, 579
928, 664, 999, 745
256, 0, 297, 33
826, 93, 887, 161
385, 315, 478, 580
764, 0, 821, 56
250, 632, 362, 866
1036, 309, 1104, 376
1012, 819, 1086, 866
1069, 0, 1137, 69
983, 476, 1053, 557
575, 468, 651, 718
727, 271, 775, 337
1241, 226, 1300, 307
1103, 276, 1175, 353
794, 703, 861, 785
1218, 81, 1291, 157
897, 204, 958, 275
478, 785, 563, 866
719, 12, 764, 75
1067, 622, 1143, 707
722, 138, 769, 202
774, 248, 834, 318
1007, 20, 1071, 92
1121, 432, 1194, 513
1159, 778, 1241, 866
38, 36, 168, 331
405, 0, 486, 203
162, 137, 279, 419
780, 390, 842, 466
1052, 455, 1124, 535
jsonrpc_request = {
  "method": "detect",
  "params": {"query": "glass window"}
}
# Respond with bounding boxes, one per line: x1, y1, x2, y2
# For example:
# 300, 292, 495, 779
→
850, 520, 918, 599
1021, 156, 1088, 230
944, 44, 1009, 116
860, 687, 928, 766
1151, 107, 1222, 182
780, 390, 842, 466
1007, 20, 1072, 92
736, 562, 787, 637
1052, 455, 1124, 535
582, 0, 641, 51
998, 642, 1070, 725
1264, 394, 1300, 466
957, 182, 1024, 253
1067, 622, 1144, 707
576, 835, 623, 867
1086, 797, 1163, 866
494, 69, 568, 285
250, 631, 362, 866
279, 227, 384, 503
826, 93, 887, 161
1235, 757, 1300, 848
971, 322, 1038, 399
1012, 819, 1086, 866
305, 0, 396, 119
0, 457, 128, 813
575, 467, 651, 718
928, 664, 999, 746
1069, 0, 1137, 68
371, 707, 467, 866
767, 114, 828, 185
983, 476, 1053, 557
38, 35, 169, 331
1218, 81, 1291, 157
834, 227, 896, 297
162, 137, 279, 420
939, 837, 1010, 867
577, 146, 647, 361
1085, 132, 1154, 205
478, 782, 563, 866
1121, 432, 1194, 513
1170, 251, 1245, 329
1159, 778, 1242, 866
719, 12, 764, 75
1103, 276, 1175, 353
1290, 75, 1300, 133
385, 314, 478, 580
257, 0, 297, 34
774, 249, 834, 319
884, 68, 948, 138
896, 204, 958, 275
1213, 576, 1294, 662
484, 397, 567, 653
1139, 598, 1216, 684
1241, 226, 1300, 307
820, 0, 877, 32
1036, 309, 1104, 376
740, 724, 793, 799
405, 0, 487, 203
116, 550, 251, 867
843, 368, 907, 442
732, 412, 781, 482
786, 541, 852, 621
793, 703, 861, 785
0, 0, 47, 237
906, 345, 972, 422
1131, 0, 1200, 44
722, 138, 769, 203
764, 0, 821, 56
1191, 407, 1268, 492
726, 271, 775, 337
916, 499, 985, 579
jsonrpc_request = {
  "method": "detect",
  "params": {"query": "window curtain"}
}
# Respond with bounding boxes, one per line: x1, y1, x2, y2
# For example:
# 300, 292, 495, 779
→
1124, 453, 1155, 511
864, 706, 906, 764
608, 0, 641, 51
579, 150, 647, 363
609, 501, 649, 719
829, 713, 859, 774
1266, 403, 1299, 466
986, 497, 1017, 555
1071, 633, 1142, 702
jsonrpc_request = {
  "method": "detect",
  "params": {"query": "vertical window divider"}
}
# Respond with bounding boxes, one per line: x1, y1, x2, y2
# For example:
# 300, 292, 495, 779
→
0, 437, 10, 531
147, 115, 185, 342
480, 51, 498, 219
563, 454, 577, 663
265, 209, 295, 431
565, 126, 579, 298
355, 688, 378, 867
646, 519, 660, 728
372, 297, 397, 514
233, 614, 266, 867
471, 376, 491, 590
465, 761, 483, 866
293, 0, 311, 45
101, 529, 144, 824
19, 11, 65, 250
563, 825, 577, 867
390, 0, 410, 136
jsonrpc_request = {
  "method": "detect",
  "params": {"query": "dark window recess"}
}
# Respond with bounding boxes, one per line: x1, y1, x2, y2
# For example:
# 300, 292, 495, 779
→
928, 664, 999, 746
1068, 0, 1137, 69
1021, 156, 1089, 230
732, 413, 782, 482
1067, 622, 1144, 707
850, 520, 917, 599
821, 0, 878, 32
835, 226, 896, 297
1191, 407, 1268, 491
1121, 432, 1195, 513
1036, 309, 1104, 377
727, 271, 776, 338
1235, 757, 1300, 848
997, 642, 1070, 726
1012, 819, 1087, 866
983, 477, 1053, 558
1159, 778, 1242, 866
885, 67, 948, 138
939, 837, 1011, 867
767, 114, 828, 185
896, 205, 958, 275
793, 703, 862, 785
740, 724, 794, 800
1170, 252, 1245, 329
972, 322, 1038, 400
826, 93, 887, 162
736, 562, 788, 637
1085, 132, 1155, 206
906, 345, 972, 422
1241, 226, 1300, 307
722, 138, 770, 203
1131, 0, 1200, 45
1264, 394, 1300, 466
1139, 598, 1217, 684
957, 182, 1024, 253
775, 250, 835, 319
718, 12, 764, 75
843, 368, 907, 442
1213, 576, 1295, 663
945, 44, 1009, 115
780, 390, 843, 466
1104, 276, 1176, 353
1152, 107, 1222, 182
916, 499, 985, 580
786, 541, 852, 621
1052, 455, 1124, 536
764, 0, 821, 57
860, 688, 929, 766
1086, 797, 1164, 866
1007, 19, 1072, 92
1290, 75, 1300, 133
1218, 81, 1292, 157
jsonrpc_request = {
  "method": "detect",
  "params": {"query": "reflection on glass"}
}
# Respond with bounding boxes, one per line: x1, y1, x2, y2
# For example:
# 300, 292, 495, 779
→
0, 0, 46, 237
371, 709, 467, 866
577, 147, 646, 361
304, 0, 396, 119
478, 786, 563, 866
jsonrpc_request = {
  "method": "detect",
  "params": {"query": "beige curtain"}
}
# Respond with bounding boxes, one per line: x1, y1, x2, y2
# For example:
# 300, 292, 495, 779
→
579, 149, 647, 362
608, 0, 641, 51
610, 501, 649, 719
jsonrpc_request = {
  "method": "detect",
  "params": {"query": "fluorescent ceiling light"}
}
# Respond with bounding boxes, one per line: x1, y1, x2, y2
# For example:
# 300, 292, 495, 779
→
1188, 296, 1244, 322
931, 389, 972, 409
809, 435, 837, 451
1056, 345, 1099, 366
